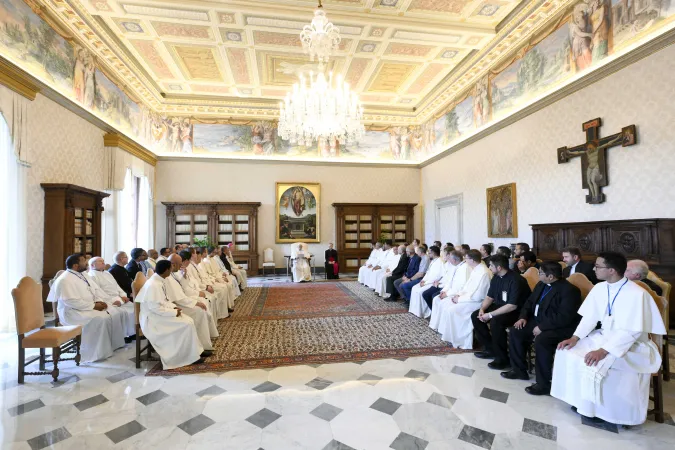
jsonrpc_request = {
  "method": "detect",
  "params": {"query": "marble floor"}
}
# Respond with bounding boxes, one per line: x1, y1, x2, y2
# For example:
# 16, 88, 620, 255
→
1, 329, 674, 450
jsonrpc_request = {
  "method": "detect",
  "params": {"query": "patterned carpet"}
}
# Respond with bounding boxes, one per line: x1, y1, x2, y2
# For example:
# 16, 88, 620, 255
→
147, 281, 467, 375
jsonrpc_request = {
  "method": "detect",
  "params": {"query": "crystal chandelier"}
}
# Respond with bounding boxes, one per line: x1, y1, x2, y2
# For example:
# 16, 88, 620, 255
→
300, 0, 341, 64
278, 71, 365, 146
278, 1, 364, 147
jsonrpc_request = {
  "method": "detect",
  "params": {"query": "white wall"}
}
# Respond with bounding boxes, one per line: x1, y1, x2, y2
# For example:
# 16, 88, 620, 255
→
25, 94, 106, 280
421, 44, 675, 250
154, 160, 420, 269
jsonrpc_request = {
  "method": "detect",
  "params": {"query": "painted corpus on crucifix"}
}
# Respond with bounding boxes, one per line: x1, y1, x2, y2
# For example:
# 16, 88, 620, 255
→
557, 118, 636, 204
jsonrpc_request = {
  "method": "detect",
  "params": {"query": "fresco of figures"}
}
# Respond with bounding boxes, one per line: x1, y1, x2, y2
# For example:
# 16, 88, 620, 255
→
0, 0, 673, 162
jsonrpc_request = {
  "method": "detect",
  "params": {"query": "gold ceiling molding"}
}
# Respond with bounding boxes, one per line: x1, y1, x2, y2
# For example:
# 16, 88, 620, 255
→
0, 58, 40, 101
103, 133, 157, 166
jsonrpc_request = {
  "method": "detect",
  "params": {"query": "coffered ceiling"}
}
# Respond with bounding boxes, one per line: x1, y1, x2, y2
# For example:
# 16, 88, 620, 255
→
41, 0, 536, 122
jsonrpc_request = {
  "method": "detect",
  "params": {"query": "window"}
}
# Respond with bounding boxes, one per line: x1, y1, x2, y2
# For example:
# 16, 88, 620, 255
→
119, 169, 153, 252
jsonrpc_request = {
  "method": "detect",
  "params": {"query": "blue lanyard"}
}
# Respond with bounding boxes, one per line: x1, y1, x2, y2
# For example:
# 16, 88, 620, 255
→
538, 285, 552, 304
606, 279, 629, 316
68, 269, 90, 286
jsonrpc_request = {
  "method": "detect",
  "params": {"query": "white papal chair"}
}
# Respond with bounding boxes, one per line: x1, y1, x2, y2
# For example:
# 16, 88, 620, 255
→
262, 248, 276, 277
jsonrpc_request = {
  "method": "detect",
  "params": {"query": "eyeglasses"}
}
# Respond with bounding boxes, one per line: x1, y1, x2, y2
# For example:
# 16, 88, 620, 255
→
594, 265, 609, 269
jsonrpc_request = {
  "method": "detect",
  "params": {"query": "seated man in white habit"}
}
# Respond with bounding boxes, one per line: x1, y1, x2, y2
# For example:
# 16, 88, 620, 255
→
409, 245, 444, 318
87, 256, 136, 342
358, 242, 383, 284
166, 254, 218, 357
291, 242, 312, 283
187, 247, 234, 315
433, 250, 492, 348
175, 250, 225, 320
223, 244, 248, 289
135, 260, 205, 370
199, 247, 240, 302
365, 241, 394, 289
375, 245, 404, 296
47, 254, 126, 362
429, 250, 472, 330
552, 251, 666, 426
202, 246, 241, 298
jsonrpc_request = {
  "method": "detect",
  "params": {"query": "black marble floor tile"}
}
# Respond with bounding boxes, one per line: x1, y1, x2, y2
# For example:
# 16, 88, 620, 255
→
457, 425, 495, 450
311, 403, 343, 421
357, 373, 383, 385
136, 389, 169, 406
73, 394, 109, 412
27, 426, 71, 450
322, 440, 357, 450
426, 392, 456, 409
451, 366, 475, 378
177, 414, 216, 436
105, 420, 146, 444
306, 377, 333, 390
370, 397, 402, 415
404, 369, 430, 382
480, 387, 509, 404
8, 399, 45, 417
522, 418, 557, 441
252, 381, 282, 393
195, 385, 226, 398
246, 408, 281, 429
106, 371, 136, 384
389, 431, 429, 450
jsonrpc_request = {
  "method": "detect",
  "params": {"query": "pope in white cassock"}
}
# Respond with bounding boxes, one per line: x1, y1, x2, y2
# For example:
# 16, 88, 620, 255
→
365, 243, 393, 289
409, 247, 445, 318
374, 245, 403, 296
291, 243, 312, 283
166, 255, 219, 353
432, 252, 492, 348
47, 254, 126, 362
87, 257, 136, 339
358, 243, 383, 284
551, 252, 666, 425
135, 260, 204, 370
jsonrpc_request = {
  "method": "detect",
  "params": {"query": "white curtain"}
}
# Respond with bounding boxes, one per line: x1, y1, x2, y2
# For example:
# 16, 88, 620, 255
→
137, 176, 154, 250
0, 107, 29, 333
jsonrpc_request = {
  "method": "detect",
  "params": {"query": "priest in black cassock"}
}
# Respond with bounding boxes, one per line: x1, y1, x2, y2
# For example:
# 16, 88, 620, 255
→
325, 243, 339, 279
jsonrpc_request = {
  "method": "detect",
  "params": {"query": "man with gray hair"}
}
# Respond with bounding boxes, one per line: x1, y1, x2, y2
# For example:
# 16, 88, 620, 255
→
374, 244, 402, 296
625, 259, 663, 295
385, 245, 412, 300
109, 251, 133, 298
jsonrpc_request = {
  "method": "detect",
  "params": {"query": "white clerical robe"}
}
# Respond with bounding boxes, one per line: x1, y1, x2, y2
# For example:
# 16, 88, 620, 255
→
433, 263, 491, 348
358, 249, 382, 283
146, 258, 157, 270
374, 252, 402, 296
157, 255, 168, 262
205, 256, 241, 298
85, 271, 135, 337
292, 251, 312, 283
365, 249, 393, 289
551, 279, 665, 425
409, 258, 444, 318
165, 273, 217, 350
47, 271, 125, 362
200, 259, 239, 304
136, 274, 203, 370
429, 262, 471, 330
226, 255, 248, 289
173, 270, 225, 320
187, 262, 233, 314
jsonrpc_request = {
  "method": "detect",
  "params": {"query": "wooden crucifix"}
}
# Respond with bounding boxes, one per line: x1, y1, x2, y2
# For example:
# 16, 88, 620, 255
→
557, 118, 637, 204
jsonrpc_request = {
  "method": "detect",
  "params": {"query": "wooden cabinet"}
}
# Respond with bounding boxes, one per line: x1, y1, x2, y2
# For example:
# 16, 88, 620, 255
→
531, 219, 675, 325
163, 202, 261, 276
333, 203, 416, 273
41, 184, 109, 308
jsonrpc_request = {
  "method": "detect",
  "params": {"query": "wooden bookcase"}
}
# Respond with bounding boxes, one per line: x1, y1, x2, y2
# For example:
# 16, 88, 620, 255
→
163, 202, 261, 276
333, 203, 416, 273
41, 184, 109, 308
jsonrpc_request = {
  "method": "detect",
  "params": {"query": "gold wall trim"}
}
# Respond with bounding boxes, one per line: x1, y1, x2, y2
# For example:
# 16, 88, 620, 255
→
0, 58, 39, 100
104, 133, 158, 166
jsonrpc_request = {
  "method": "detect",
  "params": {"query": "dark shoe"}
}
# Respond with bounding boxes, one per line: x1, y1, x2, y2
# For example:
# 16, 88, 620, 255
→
191, 358, 206, 365
488, 360, 511, 370
124, 336, 133, 344
501, 370, 529, 381
474, 351, 495, 360
228, 308, 235, 313
525, 383, 550, 396
200, 350, 214, 358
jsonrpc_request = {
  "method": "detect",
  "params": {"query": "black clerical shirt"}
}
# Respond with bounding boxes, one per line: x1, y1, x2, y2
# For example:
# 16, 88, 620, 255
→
519, 279, 582, 332
487, 269, 531, 310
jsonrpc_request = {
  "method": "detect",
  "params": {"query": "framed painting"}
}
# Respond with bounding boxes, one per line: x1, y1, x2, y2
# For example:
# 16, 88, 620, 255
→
486, 183, 517, 238
276, 182, 320, 243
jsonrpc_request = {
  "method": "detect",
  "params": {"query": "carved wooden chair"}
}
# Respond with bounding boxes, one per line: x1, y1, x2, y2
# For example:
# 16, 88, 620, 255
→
567, 273, 593, 301
131, 272, 157, 368
647, 270, 671, 381
522, 267, 539, 291
12, 277, 82, 383
634, 280, 666, 423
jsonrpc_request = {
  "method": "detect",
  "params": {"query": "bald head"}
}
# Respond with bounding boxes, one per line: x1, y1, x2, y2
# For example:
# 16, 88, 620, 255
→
89, 256, 105, 271
114, 251, 128, 265
398, 245, 406, 254
626, 259, 649, 281
148, 249, 158, 260
169, 253, 182, 272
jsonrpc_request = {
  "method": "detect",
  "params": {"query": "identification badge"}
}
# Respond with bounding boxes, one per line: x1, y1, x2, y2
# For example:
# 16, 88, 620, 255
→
534, 305, 539, 316
502, 291, 507, 302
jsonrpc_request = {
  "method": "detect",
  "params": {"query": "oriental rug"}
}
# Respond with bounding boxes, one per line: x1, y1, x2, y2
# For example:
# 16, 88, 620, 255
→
147, 281, 467, 376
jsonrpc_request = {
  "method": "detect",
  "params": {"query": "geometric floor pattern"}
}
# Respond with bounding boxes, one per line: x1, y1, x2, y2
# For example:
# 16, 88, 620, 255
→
1, 331, 674, 449
147, 281, 464, 375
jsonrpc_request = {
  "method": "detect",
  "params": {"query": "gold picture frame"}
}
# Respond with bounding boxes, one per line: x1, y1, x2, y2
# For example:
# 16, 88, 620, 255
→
486, 183, 517, 238
276, 182, 320, 243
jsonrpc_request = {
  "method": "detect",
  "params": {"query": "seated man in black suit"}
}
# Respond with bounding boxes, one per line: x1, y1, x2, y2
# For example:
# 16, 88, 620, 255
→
501, 262, 582, 396
109, 251, 133, 297
625, 259, 662, 295
126, 248, 146, 281
384, 245, 410, 300
561, 246, 598, 284
325, 243, 339, 279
